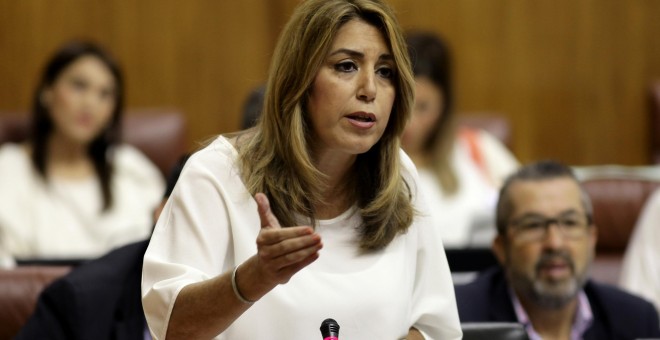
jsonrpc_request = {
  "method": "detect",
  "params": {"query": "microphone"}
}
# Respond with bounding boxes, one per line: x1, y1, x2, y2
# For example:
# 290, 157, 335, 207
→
320, 318, 340, 340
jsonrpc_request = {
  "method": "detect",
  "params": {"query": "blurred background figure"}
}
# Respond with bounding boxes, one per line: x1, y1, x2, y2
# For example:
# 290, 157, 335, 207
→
456, 160, 660, 340
402, 31, 519, 248
15, 154, 189, 340
619, 187, 660, 315
0, 243, 14, 269
240, 84, 265, 130
0, 41, 164, 261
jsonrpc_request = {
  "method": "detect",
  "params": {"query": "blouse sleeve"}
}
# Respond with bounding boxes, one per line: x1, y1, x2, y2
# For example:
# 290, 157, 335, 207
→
141, 140, 257, 339
401, 151, 463, 339
113, 144, 165, 210
619, 188, 660, 313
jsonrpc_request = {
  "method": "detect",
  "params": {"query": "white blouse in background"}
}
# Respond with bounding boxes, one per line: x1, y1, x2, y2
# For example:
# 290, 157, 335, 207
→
142, 136, 462, 340
620, 188, 660, 315
417, 129, 519, 248
0, 143, 164, 259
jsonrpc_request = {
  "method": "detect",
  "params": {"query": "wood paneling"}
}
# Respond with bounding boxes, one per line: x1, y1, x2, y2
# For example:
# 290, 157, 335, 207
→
1, 0, 659, 165
0, 0, 276, 152
391, 0, 660, 164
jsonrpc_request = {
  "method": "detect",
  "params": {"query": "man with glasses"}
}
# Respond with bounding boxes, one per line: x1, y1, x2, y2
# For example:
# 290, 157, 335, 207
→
455, 160, 659, 340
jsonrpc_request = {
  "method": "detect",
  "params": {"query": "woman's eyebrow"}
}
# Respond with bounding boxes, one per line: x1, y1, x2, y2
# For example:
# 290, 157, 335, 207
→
328, 48, 393, 62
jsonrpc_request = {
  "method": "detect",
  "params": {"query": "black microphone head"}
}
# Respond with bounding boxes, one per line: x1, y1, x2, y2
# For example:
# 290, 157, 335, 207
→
320, 318, 340, 338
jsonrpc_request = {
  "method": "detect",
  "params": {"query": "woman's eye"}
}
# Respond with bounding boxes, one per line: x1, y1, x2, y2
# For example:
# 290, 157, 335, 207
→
70, 78, 87, 91
99, 89, 114, 100
334, 61, 357, 73
377, 67, 394, 79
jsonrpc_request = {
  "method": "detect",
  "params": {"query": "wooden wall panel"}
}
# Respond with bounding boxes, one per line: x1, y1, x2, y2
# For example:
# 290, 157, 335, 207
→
0, 0, 276, 152
391, 0, 660, 165
1, 0, 659, 165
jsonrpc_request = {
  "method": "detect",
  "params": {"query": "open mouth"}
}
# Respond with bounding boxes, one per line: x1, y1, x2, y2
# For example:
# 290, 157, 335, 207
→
346, 112, 376, 122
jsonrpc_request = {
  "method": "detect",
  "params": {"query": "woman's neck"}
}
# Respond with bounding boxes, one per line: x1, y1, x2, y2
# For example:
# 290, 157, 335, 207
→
313, 150, 355, 219
46, 132, 95, 179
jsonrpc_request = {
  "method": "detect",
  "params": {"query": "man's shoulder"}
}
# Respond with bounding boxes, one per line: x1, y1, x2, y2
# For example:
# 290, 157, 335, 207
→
456, 267, 504, 292
587, 280, 658, 313
62, 240, 149, 288
586, 280, 660, 337
455, 267, 515, 322
19, 240, 150, 339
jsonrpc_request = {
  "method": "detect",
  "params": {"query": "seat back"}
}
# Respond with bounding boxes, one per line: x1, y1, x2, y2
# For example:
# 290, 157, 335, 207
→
579, 173, 660, 285
461, 322, 529, 340
0, 108, 187, 176
0, 266, 72, 339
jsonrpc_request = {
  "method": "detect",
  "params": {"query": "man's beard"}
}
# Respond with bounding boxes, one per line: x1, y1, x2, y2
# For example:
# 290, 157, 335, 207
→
507, 250, 590, 309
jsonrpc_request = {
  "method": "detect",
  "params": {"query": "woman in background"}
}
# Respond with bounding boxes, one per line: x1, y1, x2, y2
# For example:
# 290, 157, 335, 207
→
0, 41, 164, 260
142, 0, 461, 339
402, 32, 519, 247
619, 187, 660, 315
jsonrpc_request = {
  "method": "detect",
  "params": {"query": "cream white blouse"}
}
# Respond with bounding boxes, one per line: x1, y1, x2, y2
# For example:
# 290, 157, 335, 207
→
620, 188, 660, 315
0, 143, 164, 259
417, 129, 519, 248
142, 136, 462, 340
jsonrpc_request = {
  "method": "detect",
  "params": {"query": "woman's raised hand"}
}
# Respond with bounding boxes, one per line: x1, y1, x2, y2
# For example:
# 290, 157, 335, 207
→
253, 193, 322, 286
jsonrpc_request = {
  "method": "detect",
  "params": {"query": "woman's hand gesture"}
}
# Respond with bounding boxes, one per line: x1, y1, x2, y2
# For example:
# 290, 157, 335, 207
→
253, 193, 322, 286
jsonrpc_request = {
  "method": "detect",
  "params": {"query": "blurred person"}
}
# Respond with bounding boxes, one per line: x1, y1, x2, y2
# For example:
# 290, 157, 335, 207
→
619, 188, 660, 315
402, 31, 519, 248
142, 0, 462, 339
15, 154, 189, 340
0, 41, 164, 260
240, 84, 265, 130
0, 243, 13, 269
455, 160, 660, 340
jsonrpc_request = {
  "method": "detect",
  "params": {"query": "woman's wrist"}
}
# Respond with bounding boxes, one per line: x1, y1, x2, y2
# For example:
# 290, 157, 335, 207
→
232, 257, 274, 303
231, 264, 256, 304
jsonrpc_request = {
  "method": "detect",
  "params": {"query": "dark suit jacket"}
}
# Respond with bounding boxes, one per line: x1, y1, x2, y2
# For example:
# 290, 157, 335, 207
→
15, 240, 149, 340
455, 267, 660, 340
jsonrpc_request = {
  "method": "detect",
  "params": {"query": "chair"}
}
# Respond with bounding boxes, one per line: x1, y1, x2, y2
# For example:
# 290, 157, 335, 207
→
461, 322, 529, 340
580, 174, 660, 285
0, 266, 72, 339
0, 108, 187, 177
121, 109, 188, 177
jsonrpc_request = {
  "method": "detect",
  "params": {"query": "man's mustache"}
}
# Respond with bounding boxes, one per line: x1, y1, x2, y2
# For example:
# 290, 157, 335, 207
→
535, 251, 575, 275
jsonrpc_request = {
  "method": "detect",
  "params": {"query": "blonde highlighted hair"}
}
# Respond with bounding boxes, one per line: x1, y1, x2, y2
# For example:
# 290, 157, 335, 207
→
238, 0, 415, 250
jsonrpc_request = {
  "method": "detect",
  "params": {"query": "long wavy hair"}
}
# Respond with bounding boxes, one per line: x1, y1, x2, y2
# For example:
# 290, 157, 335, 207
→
405, 31, 458, 194
238, 0, 415, 251
31, 41, 124, 211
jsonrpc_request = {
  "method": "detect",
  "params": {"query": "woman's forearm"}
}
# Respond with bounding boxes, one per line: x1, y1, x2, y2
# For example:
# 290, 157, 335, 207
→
165, 257, 273, 339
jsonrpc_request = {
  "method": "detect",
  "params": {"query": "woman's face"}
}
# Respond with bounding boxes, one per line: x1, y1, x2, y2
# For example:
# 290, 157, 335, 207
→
42, 55, 116, 145
401, 76, 444, 155
306, 18, 396, 159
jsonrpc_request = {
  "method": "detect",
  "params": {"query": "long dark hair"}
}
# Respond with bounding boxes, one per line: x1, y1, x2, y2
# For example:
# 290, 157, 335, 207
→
405, 31, 459, 194
31, 40, 124, 210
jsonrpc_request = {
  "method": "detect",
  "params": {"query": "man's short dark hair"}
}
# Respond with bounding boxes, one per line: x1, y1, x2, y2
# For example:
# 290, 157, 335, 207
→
495, 160, 593, 235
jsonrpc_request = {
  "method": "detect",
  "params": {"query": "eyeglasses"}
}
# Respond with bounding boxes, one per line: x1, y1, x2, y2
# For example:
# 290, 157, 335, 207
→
508, 214, 591, 242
